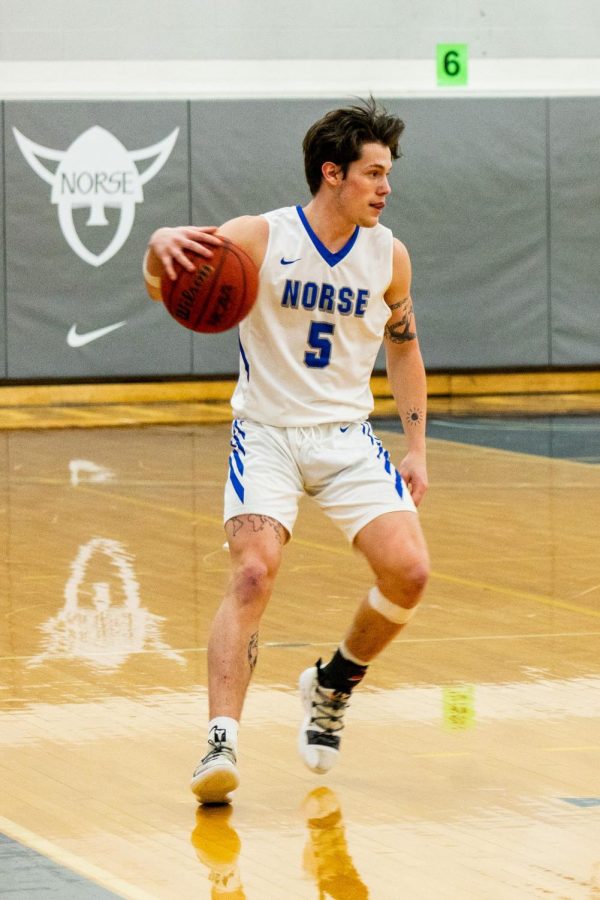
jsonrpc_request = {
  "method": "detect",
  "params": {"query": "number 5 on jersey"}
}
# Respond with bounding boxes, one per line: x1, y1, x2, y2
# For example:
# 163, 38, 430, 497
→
305, 321, 335, 368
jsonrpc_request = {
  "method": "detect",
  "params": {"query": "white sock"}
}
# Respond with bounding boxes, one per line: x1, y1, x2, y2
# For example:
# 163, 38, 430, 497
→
208, 716, 239, 750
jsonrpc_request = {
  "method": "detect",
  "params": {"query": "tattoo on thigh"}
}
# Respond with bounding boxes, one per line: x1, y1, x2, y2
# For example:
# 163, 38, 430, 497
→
229, 514, 284, 544
229, 517, 245, 537
248, 632, 259, 671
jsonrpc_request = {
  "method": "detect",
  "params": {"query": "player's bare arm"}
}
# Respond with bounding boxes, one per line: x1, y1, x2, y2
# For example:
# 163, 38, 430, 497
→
216, 215, 269, 272
385, 295, 417, 344
384, 238, 428, 505
144, 217, 268, 301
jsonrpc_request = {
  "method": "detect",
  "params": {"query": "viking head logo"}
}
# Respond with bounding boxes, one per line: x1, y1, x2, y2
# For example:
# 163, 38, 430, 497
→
13, 125, 179, 266
27, 536, 186, 671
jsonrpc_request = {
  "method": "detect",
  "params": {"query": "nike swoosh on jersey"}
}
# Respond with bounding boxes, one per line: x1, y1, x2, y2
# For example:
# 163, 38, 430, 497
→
66, 321, 127, 348
280, 257, 301, 265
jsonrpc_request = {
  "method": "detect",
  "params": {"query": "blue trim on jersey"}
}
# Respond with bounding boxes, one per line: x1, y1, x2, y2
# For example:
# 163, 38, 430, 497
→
233, 419, 246, 439
394, 469, 404, 498
231, 434, 245, 455
362, 422, 375, 445
238, 337, 250, 381
296, 205, 359, 267
231, 420, 246, 455
363, 421, 404, 498
228, 419, 246, 501
232, 449, 244, 475
228, 457, 245, 502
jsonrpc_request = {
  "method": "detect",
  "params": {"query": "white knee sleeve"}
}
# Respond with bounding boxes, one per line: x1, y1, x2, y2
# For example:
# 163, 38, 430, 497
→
368, 586, 417, 625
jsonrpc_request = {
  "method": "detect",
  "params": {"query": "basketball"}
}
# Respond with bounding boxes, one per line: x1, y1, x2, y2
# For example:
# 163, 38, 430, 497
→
160, 238, 259, 333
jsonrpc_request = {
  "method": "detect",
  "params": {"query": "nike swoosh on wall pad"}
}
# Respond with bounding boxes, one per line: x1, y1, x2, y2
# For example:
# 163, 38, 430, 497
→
66, 321, 127, 348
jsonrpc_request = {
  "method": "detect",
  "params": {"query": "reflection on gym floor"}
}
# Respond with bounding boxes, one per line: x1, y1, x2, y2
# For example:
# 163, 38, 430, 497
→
0, 420, 599, 898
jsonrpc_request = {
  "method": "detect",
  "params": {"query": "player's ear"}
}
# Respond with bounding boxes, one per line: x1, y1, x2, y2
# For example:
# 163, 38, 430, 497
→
321, 161, 342, 187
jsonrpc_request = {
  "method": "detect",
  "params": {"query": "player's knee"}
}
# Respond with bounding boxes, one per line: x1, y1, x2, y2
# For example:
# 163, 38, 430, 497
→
231, 557, 276, 607
379, 549, 430, 607
404, 554, 430, 602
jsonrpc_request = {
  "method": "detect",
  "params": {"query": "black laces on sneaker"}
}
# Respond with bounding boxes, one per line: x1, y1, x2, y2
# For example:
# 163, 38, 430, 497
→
200, 740, 236, 766
310, 682, 350, 734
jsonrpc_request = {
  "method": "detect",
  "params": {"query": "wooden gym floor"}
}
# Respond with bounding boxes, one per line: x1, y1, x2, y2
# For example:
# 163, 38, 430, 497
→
0, 374, 599, 899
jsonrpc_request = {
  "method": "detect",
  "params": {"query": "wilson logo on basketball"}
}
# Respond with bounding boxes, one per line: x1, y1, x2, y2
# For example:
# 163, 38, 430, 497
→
161, 238, 258, 333
13, 125, 179, 267
208, 284, 234, 328
176, 263, 215, 322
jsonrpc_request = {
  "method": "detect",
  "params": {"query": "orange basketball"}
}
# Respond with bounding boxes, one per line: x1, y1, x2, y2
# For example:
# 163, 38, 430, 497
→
161, 238, 258, 333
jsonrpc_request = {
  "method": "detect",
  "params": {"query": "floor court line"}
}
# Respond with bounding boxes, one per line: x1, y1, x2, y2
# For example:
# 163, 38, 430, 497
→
0, 815, 154, 900
62, 488, 600, 619
4, 629, 595, 664
429, 571, 600, 620
31, 482, 599, 625
542, 746, 600, 753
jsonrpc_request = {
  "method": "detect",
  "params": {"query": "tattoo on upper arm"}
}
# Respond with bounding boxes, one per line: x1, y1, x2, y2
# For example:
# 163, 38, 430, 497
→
248, 631, 259, 671
385, 297, 416, 343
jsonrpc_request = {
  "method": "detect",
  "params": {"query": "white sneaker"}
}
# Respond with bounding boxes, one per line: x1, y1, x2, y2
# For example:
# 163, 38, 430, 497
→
299, 662, 351, 774
191, 741, 239, 805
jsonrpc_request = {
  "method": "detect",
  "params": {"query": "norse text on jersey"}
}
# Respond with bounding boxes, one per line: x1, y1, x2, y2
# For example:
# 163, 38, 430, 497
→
281, 280, 370, 317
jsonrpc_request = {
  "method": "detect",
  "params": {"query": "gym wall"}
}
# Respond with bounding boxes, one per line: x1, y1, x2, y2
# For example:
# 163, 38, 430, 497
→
1, 96, 599, 380
1, 0, 599, 381
1, 0, 599, 63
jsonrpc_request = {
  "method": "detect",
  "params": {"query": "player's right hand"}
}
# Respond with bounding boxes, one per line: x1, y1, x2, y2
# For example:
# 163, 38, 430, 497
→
148, 226, 223, 280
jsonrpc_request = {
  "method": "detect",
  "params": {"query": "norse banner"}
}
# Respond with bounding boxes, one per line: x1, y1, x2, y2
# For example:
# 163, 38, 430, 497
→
2, 98, 599, 379
5, 102, 192, 378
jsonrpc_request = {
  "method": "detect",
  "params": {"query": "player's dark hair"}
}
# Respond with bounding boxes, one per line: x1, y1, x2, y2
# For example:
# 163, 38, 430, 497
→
302, 96, 405, 196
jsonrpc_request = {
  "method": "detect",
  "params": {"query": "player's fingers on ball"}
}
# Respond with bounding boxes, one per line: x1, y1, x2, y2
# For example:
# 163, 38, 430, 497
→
176, 249, 198, 272
160, 255, 177, 280
187, 226, 222, 244
187, 241, 215, 258
196, 233, 223, 249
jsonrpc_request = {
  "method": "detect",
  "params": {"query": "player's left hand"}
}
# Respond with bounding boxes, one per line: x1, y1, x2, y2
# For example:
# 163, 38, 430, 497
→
398, 450, 428, 507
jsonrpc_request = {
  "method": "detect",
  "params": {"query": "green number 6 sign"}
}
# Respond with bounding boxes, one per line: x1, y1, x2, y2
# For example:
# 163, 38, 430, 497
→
437, 44, 469, 86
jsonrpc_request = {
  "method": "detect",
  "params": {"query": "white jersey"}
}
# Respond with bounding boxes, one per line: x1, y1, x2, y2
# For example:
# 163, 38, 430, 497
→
231, 205, 394, 426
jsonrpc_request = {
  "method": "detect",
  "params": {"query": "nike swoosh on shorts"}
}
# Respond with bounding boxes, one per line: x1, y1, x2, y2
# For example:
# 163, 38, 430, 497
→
66, 321, 127, 348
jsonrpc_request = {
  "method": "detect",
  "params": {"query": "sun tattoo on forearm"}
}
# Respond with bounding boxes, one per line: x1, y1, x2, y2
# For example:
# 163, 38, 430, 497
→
385, 296, 417, 343
406, 407, 425, 427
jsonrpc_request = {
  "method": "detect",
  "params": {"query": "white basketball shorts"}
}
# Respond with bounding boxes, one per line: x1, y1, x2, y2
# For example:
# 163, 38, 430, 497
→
224, 419, 417, 542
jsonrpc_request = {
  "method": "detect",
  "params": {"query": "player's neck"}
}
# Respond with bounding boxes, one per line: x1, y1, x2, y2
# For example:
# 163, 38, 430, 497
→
301, 198, 358, 253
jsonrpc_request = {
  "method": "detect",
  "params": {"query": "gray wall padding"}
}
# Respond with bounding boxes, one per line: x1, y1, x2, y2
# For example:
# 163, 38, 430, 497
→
190, 99, 334, 375
5, 101, 192, 378
1, 97, 598, 381
549, 98, 600, 366
395, 98, 549, 369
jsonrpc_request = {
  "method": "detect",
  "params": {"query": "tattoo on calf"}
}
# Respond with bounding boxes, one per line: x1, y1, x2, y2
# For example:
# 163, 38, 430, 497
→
385, 296, 416, 343
248, 632, 259, 671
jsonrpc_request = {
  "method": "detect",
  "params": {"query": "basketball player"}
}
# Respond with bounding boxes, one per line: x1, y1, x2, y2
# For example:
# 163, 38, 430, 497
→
145, 98, 430, 804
